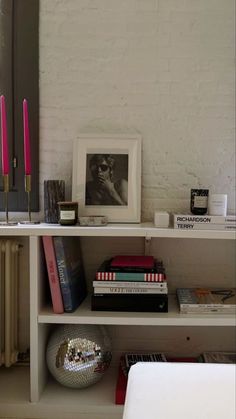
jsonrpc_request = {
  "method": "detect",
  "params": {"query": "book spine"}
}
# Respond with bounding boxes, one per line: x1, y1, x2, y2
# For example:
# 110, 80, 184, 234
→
173, 214, 236, 224
42, 236, 64, 314
174, 223, 236, 230
93, 286, 168, 294
93, 280, 167, 288
53, 237, 73, 312
180, 306, 235, 313
96, 272, 166, 282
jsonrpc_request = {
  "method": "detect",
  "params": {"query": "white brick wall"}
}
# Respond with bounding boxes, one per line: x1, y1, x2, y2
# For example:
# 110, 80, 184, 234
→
39, 0, 235, 221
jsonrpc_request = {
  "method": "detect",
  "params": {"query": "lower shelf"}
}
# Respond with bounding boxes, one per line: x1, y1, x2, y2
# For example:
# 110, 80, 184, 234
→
0, 364, 123, 419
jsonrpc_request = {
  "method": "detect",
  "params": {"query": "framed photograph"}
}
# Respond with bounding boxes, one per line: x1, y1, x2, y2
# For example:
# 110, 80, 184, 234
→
72, 134, 141, 223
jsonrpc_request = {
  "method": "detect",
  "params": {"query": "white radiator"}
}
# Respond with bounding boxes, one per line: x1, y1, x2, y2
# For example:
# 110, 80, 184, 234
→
0, 239, 20, 367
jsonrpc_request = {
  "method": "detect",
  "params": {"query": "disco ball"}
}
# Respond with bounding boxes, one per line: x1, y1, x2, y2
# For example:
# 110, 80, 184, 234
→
46, 324, 112, 388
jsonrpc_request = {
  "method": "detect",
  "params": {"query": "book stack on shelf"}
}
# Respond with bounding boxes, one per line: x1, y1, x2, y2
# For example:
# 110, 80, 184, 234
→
115, 350, 236, 405
42, 236, 87, 313
199, 351, 236, 363
173, 214, 236, 230
115, 352, 167, 405
176, 287, 236, 314
91, 255, 168, 312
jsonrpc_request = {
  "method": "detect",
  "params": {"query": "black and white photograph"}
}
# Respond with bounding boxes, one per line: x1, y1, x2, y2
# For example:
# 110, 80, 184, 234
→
85, 154, 128, 206
72, 134, 141, 222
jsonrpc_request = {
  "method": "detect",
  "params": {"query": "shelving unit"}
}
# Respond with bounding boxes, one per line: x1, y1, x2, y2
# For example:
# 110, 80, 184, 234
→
0, 223, 235, 419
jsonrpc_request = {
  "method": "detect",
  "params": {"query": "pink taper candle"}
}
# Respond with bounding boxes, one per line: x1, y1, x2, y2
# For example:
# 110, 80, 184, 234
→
23, 98, 31, 175
0, 95, 10, 175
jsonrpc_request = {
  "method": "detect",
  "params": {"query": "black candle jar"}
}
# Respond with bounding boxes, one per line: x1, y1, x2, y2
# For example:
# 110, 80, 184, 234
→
190, 189, 209, 215
58, 201, 78, 225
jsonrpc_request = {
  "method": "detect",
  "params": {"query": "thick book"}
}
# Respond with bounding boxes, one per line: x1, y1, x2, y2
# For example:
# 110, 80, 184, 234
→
177, 288, 236, 314
124, 352, 166, 372
173, 214, 236, 225
96, 259, 165, 280
53, 236, 87, 312
93, 286, 168, 294
110, 255, 155, 269
42, 236, 64, 314
174, 223, 236, 230
91, 293, 168, 312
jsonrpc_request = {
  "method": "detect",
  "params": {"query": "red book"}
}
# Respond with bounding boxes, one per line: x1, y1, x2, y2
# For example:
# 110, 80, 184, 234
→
42, 236, 64, 314
115, 358, 128, 405
110, 255, 155, 269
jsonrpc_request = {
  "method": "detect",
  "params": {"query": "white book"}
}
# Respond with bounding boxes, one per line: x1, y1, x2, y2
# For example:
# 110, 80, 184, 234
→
173, 213, 236, 225
94, 286, 168, 294
93, 280, 167, 289
177, 288, 236, 314
174, 223, 236, 230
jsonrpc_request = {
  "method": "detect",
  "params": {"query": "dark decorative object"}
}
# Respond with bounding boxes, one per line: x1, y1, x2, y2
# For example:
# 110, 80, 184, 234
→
190, 189, 209, 215
44, 180, 65, 223
58, 201, 78, 225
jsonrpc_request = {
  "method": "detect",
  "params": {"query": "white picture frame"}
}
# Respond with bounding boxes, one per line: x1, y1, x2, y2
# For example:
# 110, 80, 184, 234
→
72, 133, 141, 223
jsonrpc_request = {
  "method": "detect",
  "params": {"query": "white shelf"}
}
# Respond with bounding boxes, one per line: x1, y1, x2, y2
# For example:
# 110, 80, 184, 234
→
0, 221, 235, 239
0, 365, 123, 419
38, 295, 236, 327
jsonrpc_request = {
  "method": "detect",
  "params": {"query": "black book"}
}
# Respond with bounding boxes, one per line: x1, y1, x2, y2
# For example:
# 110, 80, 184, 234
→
91, 293, 168, 312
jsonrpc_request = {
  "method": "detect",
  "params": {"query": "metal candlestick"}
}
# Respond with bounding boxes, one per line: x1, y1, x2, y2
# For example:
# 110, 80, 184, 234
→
19, 175, 40, 224
0, 174, 18, 225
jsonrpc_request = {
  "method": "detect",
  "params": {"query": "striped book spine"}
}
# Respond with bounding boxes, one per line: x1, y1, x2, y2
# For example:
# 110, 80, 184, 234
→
96, 272, 166, 282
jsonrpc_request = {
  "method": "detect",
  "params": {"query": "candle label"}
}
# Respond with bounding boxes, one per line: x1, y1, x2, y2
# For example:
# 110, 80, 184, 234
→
60, 210, 75, 220
193, 196, 208, 208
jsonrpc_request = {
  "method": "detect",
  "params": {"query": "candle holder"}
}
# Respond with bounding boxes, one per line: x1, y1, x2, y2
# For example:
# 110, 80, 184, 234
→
0, 174, 18, 225
19, 175, 40, 224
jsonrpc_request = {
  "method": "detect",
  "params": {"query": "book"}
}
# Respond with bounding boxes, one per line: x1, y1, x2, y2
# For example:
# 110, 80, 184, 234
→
93, 280, 167, 289
176, 288, 236, 314
110, 255, 155, 269
91, 293, 168, 312
53, 236, 87, 312
93, 286, 168, 294
173, 214, 236, 225
115, 358, 128, 405
166, 356, 199, 363
96, 259, 166, 281
42, 236, 64, 314
115, 353, 167, 405
201, 351, 236, 363
174, 223, 236, 230
124, 352, 167, 371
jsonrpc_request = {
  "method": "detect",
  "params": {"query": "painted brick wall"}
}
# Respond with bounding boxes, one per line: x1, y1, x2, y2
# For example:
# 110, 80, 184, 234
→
39, 0, 235, 221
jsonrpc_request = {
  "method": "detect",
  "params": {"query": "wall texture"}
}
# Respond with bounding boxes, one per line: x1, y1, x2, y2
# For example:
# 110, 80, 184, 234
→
39, 0, 235, 221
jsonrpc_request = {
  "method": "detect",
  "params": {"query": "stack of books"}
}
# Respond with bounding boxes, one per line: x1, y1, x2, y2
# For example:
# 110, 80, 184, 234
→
115, 352, 167, 405
173, 214, 236, 230
91, 255, 168, 312
199, 351, 236, 363
115, 350, 236, 404
176, 287, 236, 314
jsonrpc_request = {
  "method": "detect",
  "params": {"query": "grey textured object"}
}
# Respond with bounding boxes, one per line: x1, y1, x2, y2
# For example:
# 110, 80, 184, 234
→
46, 324, 112, 388
44, 180, 65, 223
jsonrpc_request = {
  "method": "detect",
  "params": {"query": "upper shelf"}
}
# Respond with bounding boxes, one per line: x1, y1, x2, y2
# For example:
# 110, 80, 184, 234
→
0, 221, 235, 239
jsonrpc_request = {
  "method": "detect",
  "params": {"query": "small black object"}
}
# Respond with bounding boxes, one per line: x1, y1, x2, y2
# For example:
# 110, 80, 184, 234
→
190, 189, 209, 215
